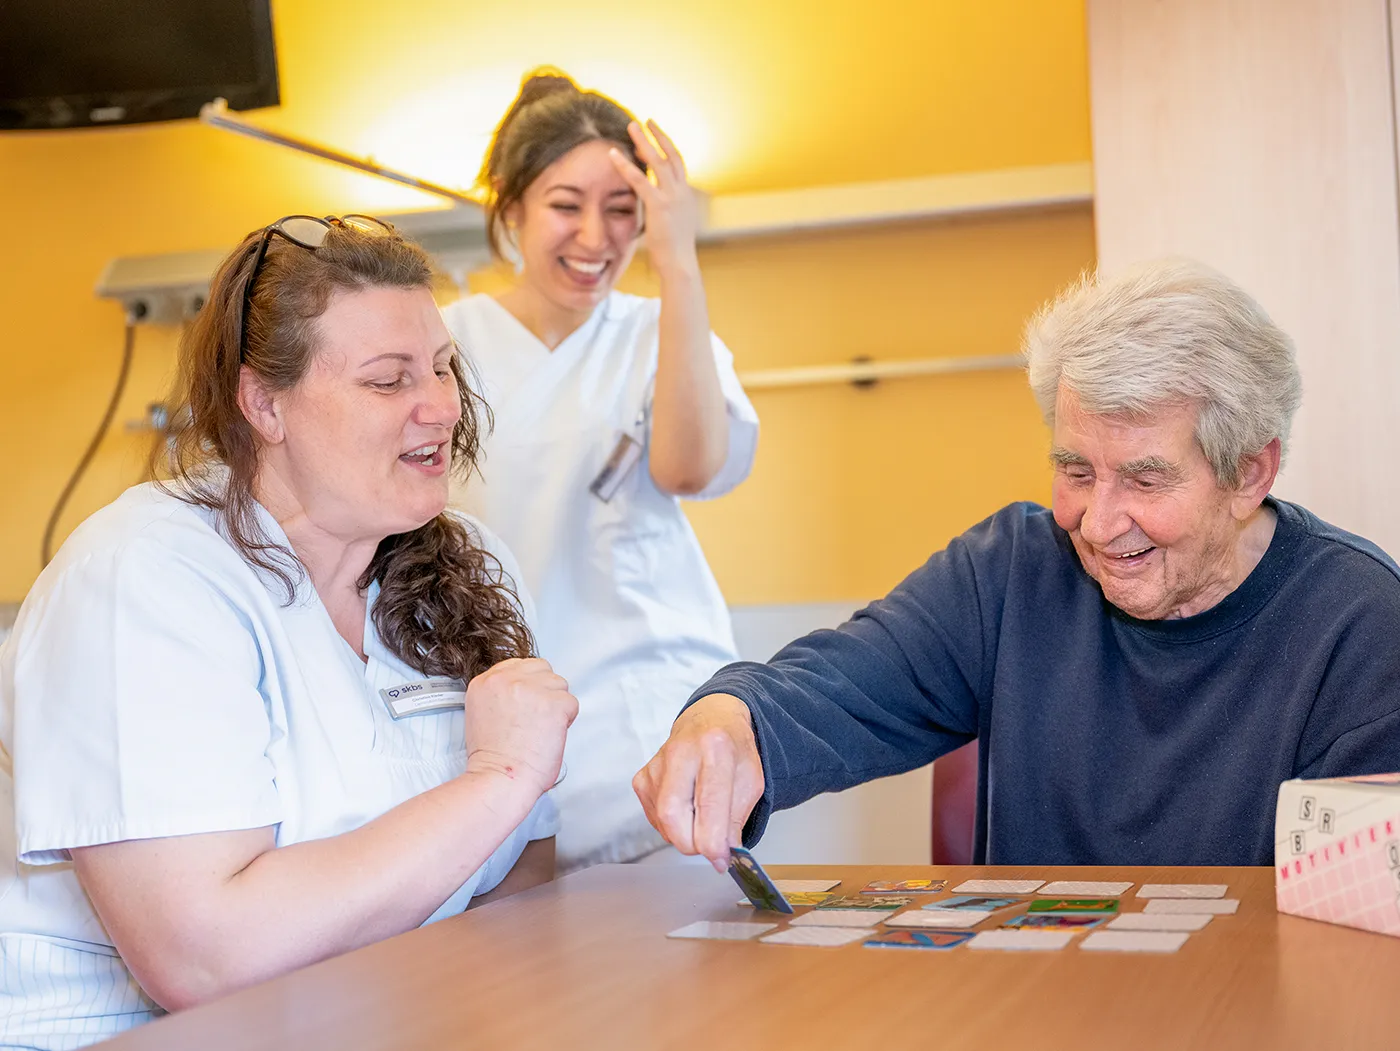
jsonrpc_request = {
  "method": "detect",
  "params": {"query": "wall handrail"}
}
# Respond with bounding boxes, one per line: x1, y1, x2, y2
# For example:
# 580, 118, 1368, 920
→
738, 354, 1023, 391
198, 98, 477, 206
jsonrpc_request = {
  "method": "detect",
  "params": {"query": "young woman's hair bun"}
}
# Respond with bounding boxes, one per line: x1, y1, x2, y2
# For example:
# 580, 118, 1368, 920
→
476, 67, 642, 259
513, 69, 579, 110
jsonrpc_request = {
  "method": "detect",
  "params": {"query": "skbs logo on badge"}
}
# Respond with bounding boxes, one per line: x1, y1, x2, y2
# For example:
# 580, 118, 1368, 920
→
380, 678, 466, 720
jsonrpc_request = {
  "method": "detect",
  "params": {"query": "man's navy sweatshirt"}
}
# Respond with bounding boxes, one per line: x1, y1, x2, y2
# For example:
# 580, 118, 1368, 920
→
693, 499, 1400, 865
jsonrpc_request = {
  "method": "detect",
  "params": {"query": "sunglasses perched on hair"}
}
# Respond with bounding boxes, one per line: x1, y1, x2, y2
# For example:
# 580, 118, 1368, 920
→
239, 213, 396, 360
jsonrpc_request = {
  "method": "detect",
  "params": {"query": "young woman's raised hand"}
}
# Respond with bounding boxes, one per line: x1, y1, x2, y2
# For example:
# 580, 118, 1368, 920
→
608, 120, 701, 276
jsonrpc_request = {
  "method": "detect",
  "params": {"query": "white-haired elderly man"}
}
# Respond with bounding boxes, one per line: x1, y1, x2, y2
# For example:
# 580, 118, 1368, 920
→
634, 259, 1400, 870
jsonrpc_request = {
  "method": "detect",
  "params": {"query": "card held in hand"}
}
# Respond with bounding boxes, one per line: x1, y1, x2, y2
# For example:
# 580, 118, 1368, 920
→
727, 846, 794, 913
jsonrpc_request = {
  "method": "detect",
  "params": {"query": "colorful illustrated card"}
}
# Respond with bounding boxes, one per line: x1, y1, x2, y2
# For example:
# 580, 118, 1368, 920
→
863, 930, 974, 950
736, 892, 833, 908
861, 879, 947, 895
922, 896, 1020, 912
727, 847, 793, 913
1001, 913, 1107, 931
815, 895, 911, 911
1027, 898, 1119, 914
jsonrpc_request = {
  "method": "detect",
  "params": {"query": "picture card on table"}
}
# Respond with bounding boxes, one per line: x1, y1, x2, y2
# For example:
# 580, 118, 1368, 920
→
861, 879, 947, 895
952, 879, 1044, 895
1144, 898, 1239, 915
737, 892, 832, 908
1081, 930, 1190, 953
1135, 884, 1228, 899
1038, 881, 1134, 897
1107, 913, 1212, 932
1002, 913, 1107, 931
816, 895, 910, 911
968, 929, 1074, 951
727, 847, 792, 913
667, 921, 778, 941
761, 926, 868, 947
863, 930, 974, 950
1027, 898, 1118, 914
924, 896, 1020, 912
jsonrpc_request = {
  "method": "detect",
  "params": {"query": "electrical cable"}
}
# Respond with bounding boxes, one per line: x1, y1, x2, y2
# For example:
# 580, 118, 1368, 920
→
41, 321, 137, 568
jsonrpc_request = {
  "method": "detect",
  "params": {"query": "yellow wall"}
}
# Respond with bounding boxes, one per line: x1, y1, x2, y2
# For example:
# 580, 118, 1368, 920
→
0, 0, 1091, 602
685, 209, 1094, 604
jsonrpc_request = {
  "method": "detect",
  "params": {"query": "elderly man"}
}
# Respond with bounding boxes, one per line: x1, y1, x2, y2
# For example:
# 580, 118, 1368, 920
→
634, 259, 1400, 870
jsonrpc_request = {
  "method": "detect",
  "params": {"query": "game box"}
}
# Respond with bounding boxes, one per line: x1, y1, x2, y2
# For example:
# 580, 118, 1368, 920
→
1274, 773, 1400, 937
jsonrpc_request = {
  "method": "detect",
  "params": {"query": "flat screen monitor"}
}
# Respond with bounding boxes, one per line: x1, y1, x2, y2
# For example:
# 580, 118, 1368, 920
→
0, 0, 279, 131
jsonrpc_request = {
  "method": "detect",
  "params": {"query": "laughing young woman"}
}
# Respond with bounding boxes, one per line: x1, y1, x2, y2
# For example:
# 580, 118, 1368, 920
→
442, 70, 759, 871
0, 216, 576, 1048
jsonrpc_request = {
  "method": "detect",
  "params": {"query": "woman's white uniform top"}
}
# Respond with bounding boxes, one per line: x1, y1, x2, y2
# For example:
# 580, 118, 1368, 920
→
443, 291, 758, 870
0, 483, 556, 1050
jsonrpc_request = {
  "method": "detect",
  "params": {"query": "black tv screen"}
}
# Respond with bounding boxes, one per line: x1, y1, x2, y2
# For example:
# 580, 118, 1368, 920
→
0, 0, 279, 131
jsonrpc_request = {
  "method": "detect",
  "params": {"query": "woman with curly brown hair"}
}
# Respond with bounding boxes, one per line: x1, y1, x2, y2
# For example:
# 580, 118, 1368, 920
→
0, 215, 576, 1048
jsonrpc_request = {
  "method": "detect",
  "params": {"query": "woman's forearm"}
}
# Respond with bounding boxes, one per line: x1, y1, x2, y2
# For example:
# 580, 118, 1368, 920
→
76, 769, 539, 1011
648, 260, 730, 495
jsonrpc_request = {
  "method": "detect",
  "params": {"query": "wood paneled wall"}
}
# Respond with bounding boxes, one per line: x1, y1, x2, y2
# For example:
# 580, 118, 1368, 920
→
1087, 0, 1400, 554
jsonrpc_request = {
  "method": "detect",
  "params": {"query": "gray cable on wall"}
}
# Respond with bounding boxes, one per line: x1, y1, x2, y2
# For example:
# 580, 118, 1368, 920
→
41, 319, 138, 568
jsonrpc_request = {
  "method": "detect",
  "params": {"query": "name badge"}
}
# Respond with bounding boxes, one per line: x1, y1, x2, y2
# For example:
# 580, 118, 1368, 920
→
379, 677, 466, 719
589, 431, 645, 502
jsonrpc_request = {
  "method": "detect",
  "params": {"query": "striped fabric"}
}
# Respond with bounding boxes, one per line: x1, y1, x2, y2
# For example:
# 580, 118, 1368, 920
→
0, 933, 160, 1049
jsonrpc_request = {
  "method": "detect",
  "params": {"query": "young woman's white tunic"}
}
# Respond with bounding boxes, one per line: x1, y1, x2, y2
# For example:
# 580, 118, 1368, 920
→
442, 291, 758, 869
0, 483, 556, 1050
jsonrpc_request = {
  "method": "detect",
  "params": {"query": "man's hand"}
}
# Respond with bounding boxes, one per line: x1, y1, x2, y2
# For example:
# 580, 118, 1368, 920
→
633, 693, 764, 872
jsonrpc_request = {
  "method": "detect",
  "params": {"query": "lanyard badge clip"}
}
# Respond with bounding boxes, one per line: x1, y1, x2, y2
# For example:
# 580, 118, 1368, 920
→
589, 408, 647, 503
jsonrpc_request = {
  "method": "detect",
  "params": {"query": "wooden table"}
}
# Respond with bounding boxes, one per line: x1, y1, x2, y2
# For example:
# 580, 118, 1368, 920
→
102, 863, 1400, 1050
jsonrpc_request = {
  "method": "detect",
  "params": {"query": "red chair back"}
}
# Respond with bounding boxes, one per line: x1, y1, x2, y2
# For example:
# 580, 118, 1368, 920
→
930, 740, 979, 865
